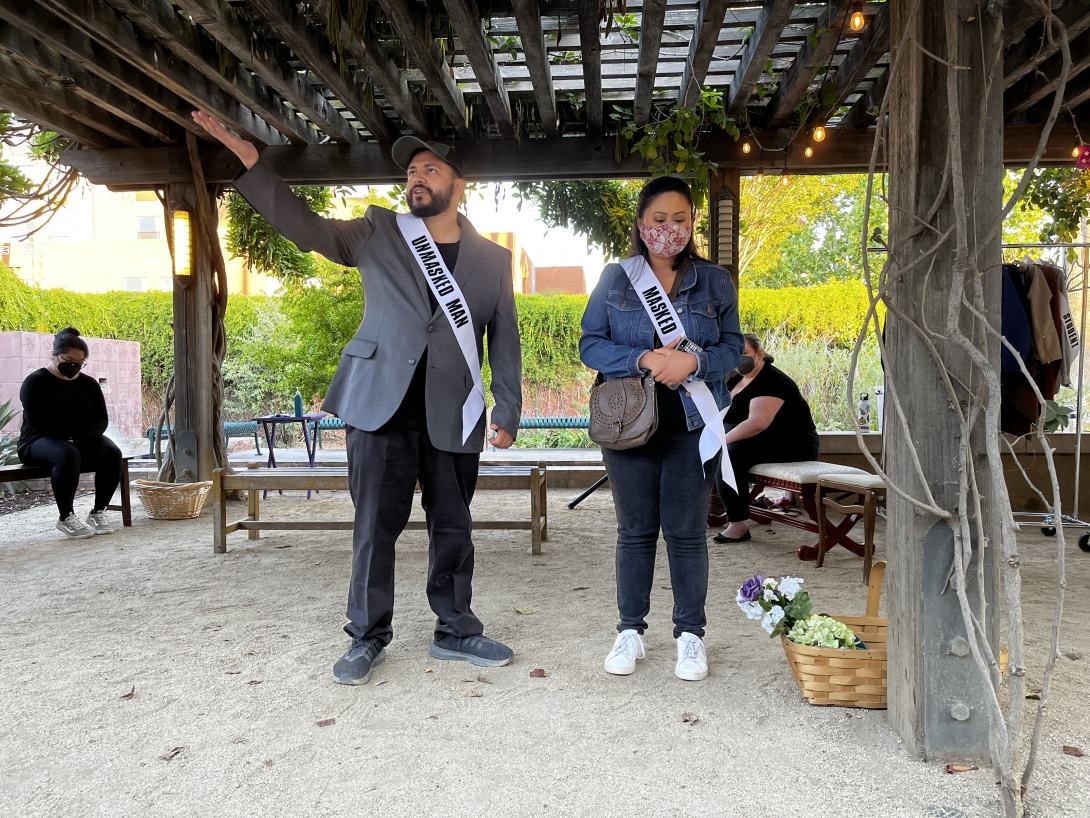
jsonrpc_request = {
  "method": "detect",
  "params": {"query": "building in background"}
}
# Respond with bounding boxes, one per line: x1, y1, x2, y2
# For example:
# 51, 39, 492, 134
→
1, 185, 268, 296
483, 232, 585, 295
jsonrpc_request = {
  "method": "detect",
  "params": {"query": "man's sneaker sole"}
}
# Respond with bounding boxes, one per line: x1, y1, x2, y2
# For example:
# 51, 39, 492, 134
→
57, 523, 95, 540
604, 660, 636, 676
428, 643, 513, 667
332, 647, 386, 686
675, 665, 708, 682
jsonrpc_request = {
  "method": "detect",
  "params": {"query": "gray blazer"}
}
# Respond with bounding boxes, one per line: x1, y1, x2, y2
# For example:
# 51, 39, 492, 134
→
234, 160, 523, 454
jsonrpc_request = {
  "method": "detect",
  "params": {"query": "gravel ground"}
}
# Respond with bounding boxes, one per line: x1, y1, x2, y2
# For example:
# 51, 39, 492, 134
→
0, 485, 1086, 818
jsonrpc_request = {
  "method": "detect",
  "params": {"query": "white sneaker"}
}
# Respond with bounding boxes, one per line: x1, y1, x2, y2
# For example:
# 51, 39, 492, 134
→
57, 513, 96, 540
604, 629, 646, 675
675, 633, 708, 681
86, 510, 119, 534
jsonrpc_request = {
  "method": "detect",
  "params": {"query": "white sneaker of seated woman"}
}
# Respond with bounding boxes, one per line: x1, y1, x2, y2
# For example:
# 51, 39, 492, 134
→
86, 510, 118, 534
604, 629, 645, 675
57, 513, 95, 540
676, 633, 708, 681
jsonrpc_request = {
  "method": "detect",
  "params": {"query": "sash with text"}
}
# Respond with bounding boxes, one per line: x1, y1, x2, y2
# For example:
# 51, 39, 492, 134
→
621, 256, 735, 488
397, 214, 486, 444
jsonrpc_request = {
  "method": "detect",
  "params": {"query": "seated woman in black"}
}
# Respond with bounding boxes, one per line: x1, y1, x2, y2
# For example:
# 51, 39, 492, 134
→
18, 327, 122, 540
713, 333, 819, 543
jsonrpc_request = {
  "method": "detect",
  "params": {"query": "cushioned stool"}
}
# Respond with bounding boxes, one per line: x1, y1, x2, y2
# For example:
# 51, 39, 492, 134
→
746, 461, 873, 561
815, 473, 887, 584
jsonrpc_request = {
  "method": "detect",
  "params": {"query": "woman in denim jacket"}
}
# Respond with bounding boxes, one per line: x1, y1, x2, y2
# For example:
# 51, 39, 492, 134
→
579, 176, 743, 681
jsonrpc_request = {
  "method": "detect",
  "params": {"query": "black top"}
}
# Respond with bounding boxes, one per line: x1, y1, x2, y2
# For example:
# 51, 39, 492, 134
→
725, 363, 818, 445
18, 368, 109, 451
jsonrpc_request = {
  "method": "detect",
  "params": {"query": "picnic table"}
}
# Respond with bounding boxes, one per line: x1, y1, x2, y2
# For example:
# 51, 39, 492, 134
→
253, 413, 326, 498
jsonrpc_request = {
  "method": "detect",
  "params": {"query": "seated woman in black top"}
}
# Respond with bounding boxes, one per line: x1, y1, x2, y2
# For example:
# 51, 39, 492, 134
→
18, 327, 122, 540
713, 333, 819, 543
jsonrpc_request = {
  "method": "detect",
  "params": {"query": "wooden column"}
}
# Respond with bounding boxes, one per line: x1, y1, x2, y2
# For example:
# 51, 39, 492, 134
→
885, 0, 1002, 760
709, 166, 741, 292
167, 183, 216, 482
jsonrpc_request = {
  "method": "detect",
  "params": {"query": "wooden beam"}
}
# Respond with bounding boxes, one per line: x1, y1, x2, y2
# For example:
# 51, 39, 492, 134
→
104, 0, 317, 144
678, 0, 730, 109
726, 0, 796, 117
244, 0, 398, 141
0, 59, 123, 149
839, 68, 889, 128
1003, 0, 1051, 48
1006, 29, 1090, 116
511, 0, 559, 136
0, 2, 200, 135
812, 2, 891, 123
375, 0, 471, 139
765, 0, 851, 128
442, 0, 514, 137
59, 122, 1083, 187
1004, 1, 1090, 90
174, 0, 359, 144
0, 19, 180, 144
310, 0, 431, 139
576, 0, 602, 135
31, 0, 286, 146
632, 0, 668, 126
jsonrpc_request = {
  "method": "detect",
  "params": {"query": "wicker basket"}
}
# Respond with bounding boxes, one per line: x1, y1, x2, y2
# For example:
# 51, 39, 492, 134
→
781, 561, 1009, 709
131, 479, 213, 520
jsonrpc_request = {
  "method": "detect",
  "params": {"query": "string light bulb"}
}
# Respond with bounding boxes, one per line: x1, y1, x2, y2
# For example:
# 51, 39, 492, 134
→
742, 140, 751, 154
804, 144, 814, 158
1074, 143, 1083, 159
756, 167, 764, 183
850, 4, 865, 31
781, 171, 790, 186
813, 124, 826, 142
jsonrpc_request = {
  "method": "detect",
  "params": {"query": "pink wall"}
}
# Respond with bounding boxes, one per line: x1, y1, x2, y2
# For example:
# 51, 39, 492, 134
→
0, 332, 143, 443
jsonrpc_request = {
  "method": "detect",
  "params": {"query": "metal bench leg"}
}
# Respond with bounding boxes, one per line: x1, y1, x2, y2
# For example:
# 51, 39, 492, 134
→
254, 433, 261, 455
213, 469, 228, 554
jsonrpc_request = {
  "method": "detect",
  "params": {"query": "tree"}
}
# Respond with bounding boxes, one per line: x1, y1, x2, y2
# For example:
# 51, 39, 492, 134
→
224, 186, 335, 282
0, 112, 79, 238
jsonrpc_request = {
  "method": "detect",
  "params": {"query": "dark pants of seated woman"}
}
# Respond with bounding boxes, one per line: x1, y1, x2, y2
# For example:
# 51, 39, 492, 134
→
20, 436, 123, 520
716, 425, 820, 523
602, 421, 717, 640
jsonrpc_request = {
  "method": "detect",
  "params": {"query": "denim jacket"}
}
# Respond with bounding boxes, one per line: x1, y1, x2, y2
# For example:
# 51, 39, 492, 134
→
579, 257, 744, 431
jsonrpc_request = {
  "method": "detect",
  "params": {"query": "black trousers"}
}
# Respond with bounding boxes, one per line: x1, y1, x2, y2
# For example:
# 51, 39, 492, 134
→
343, 412, 482, 647
716, 425, 820, 522
19, 435, 123, 520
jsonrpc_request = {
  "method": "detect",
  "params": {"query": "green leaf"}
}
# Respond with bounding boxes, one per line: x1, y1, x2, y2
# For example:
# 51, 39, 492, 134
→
784, 593, 813, 624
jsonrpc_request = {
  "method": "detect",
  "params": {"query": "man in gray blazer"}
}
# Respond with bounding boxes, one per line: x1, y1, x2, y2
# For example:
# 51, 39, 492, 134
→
193, 112, 523, 685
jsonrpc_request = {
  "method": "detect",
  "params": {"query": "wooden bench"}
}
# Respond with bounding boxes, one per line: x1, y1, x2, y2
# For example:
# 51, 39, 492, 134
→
745, 461, 881, 568
211, 463, 549, 555
0, 452, 152, 527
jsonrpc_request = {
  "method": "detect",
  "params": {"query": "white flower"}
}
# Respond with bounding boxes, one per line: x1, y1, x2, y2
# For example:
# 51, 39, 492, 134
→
761, 605, 785, 635
762, 588, 778, 603
762, 577, 778, 589
738, 600, 764, 621
778, 576, 804, 601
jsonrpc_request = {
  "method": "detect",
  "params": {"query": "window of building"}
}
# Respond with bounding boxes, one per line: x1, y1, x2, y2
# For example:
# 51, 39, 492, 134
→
137, 216, 159, 240
124, 277, 146, 292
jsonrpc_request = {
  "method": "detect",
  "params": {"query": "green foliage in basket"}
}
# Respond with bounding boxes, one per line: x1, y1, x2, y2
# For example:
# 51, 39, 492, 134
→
786, 614, 862, 650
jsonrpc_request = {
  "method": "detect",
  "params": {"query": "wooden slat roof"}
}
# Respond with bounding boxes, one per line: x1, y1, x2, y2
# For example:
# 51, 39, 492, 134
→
0, 0, 1084, 184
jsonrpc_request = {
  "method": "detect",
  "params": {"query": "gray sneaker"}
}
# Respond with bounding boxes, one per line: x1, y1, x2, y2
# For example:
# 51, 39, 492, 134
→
332, 636, 386, 685
86, 510, 119, 534
57, 513, 96, 540
429, 634, 514, 667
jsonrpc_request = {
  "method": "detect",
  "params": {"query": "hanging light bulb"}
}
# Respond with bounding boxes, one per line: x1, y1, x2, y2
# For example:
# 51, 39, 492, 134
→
804, 144, 814, 158
1074, 143, 1083, 159
742, 140, 751, 154
850, 4, 865, 31
756, 167, 764, 183
781, 171, 790, 186
813, 124, 826, 142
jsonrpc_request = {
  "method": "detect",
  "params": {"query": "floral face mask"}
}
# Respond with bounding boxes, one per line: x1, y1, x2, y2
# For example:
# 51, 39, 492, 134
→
638, 220, 691, 258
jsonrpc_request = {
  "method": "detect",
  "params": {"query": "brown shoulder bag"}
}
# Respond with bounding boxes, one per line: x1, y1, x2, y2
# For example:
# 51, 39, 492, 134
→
588, 372, 658, 450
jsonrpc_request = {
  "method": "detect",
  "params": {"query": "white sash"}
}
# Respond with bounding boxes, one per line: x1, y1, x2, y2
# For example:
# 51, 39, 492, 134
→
396, 214, 486, 444
621, 256, 735, 489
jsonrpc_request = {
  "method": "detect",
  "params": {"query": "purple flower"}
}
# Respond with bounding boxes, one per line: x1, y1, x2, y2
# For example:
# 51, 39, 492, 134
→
738, 575, 764, 603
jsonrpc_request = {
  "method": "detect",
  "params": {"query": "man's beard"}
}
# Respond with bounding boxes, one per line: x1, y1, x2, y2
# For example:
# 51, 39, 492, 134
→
407, 181, 456, 217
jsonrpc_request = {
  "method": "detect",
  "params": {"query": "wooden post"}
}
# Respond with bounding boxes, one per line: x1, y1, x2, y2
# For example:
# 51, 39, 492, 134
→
167, 183, 216, 483
709, 166, 741, 291
885, 0, 1002, 761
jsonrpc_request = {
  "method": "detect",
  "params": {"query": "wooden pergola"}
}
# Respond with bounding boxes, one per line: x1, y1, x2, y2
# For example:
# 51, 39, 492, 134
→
0, 0, 1082, 775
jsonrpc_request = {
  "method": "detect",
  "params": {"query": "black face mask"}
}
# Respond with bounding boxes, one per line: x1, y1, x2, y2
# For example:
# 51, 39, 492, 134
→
737, 355, 756, 375
57, 361, 83, 378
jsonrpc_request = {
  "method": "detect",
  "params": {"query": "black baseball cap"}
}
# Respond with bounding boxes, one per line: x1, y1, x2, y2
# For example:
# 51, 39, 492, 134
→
392, 136, 465, 177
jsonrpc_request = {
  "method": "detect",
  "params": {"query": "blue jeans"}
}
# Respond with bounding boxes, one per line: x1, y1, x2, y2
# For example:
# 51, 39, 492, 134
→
602, 421, 716, 639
